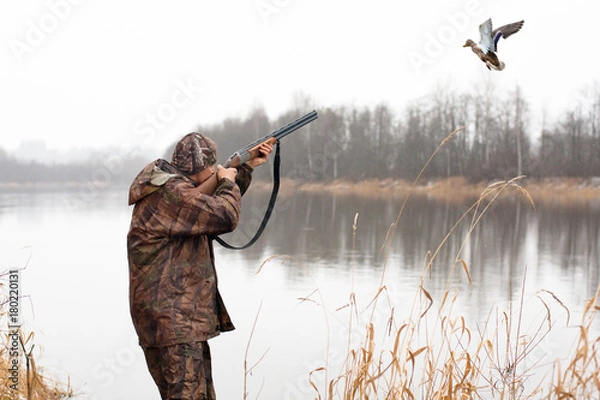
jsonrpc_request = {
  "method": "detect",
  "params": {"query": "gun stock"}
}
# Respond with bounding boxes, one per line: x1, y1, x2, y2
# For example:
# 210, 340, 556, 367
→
196, 111, 317, 195
228, 136, 278, 167
195, 170, 220, 195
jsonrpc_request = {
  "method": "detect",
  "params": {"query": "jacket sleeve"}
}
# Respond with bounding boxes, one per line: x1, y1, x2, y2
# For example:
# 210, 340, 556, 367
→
235, 163, 253, 196
150, 178, 242, 238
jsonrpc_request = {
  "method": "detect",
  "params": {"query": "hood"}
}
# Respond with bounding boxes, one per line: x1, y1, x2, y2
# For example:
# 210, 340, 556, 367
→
128, 159, 183, 205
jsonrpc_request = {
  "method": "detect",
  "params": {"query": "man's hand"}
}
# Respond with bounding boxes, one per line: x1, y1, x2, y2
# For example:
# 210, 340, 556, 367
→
246, 143, 274, 168
216, 165, 237, 182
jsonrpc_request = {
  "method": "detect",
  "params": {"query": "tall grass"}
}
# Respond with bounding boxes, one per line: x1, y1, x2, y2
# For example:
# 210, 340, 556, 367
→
298, 128, 600, 399
317, 277, 599, 399
0, 269, 73, 399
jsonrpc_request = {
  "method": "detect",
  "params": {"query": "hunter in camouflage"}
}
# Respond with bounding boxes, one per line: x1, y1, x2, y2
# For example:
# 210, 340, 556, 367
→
127, 132, 272, 399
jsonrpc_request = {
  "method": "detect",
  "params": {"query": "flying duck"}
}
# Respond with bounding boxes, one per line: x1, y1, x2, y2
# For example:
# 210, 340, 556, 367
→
463, 18, 524, 71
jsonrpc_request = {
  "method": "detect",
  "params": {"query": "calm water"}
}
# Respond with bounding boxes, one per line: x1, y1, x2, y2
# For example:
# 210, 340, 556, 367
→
0, 187, 598, 399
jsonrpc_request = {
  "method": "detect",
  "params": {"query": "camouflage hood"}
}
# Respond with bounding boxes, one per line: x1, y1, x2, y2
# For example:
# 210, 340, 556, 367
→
128, 159, 183, 206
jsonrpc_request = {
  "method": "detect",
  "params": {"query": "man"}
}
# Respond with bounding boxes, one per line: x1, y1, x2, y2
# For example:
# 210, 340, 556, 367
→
127, 132, 272, 399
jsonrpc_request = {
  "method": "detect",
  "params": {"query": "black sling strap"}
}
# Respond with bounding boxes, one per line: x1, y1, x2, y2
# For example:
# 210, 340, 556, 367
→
214, 140, 281, 250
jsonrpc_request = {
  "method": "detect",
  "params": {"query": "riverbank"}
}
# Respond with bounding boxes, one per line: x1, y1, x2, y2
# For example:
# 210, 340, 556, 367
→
2, 177, 600, 206
257, 176, 600, 206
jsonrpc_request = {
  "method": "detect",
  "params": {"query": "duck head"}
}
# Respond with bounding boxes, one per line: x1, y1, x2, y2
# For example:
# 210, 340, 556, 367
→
463, 39, 476, 48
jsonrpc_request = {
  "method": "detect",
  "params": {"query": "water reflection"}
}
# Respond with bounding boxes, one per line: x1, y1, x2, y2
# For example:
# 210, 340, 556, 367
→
1, 188, 598, 398
537, 202, 600, 296
225, 189, 599, 315
1, 188, 597, 317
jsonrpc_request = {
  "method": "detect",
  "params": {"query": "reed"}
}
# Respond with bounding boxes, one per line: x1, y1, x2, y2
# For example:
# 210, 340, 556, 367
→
316, 279, 599, 399
0, 273, 73, 399
301, 128, 600, 399
279, 176, 600, 205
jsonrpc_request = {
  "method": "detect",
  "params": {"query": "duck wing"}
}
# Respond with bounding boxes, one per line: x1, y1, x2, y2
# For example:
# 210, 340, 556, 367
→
492, 20, 524, 51
478, 18, 494, 53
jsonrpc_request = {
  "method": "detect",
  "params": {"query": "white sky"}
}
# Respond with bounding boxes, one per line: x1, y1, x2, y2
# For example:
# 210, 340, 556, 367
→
1, 0, 598, 153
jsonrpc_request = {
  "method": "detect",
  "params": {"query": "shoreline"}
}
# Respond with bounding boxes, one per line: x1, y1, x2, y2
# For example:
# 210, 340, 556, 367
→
2, 177, 600, 205
253, 176, 600, 205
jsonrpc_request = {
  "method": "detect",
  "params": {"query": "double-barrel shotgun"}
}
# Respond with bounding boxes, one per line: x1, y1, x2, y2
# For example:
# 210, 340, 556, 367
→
197, 110, 318, 194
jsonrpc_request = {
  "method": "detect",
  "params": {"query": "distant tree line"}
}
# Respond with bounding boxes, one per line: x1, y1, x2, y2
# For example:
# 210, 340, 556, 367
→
0, 147, 148, 187
191, 82, 600, 183
2, 81, 599, 186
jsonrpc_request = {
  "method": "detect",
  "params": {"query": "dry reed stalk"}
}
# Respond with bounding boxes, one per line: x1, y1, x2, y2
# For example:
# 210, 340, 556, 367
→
314, 132, 598, 399
327, 128, 470, 399
545, 285, 600, 399
0, 291, 73, 399
243, 300, 268, 400
0, 257, 70, 399
247, 128, 599, 399
254, 254, 291, 275
380, 126, 466, 287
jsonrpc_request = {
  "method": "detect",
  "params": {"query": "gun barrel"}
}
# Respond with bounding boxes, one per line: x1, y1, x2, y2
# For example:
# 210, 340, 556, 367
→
238, 110, 317, 154
226, 110, 318, 166
201, 110, 318, 193
272, 110, 318, 141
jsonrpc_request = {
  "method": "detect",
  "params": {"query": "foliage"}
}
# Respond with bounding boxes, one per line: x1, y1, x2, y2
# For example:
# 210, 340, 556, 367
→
2, 80, 600, 185
176, 81, 600, 183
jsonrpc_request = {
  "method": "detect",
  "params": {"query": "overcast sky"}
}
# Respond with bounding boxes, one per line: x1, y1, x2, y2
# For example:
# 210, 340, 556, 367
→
1, 0, 598, 154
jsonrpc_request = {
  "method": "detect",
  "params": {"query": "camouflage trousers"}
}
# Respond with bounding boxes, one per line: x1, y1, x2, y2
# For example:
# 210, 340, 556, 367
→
142, 341, 216, 400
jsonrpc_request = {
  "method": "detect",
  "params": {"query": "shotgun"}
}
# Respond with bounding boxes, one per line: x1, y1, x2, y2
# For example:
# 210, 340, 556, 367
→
197, 110, 318, 194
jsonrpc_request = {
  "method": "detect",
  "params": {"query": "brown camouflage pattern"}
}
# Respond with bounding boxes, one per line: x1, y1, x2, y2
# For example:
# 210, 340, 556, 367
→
127, 158, 253, 348
171, 133, 218, 175
143, 341, 216, 400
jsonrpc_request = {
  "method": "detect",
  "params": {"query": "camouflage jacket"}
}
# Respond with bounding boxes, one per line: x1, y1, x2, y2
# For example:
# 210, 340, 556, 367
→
127, 159, 253, 348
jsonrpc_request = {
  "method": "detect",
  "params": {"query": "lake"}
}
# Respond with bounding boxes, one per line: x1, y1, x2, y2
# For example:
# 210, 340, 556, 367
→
0, 185, 598, 399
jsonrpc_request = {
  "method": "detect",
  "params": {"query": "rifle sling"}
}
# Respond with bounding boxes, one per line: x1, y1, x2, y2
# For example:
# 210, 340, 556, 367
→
214, 140, 281, 250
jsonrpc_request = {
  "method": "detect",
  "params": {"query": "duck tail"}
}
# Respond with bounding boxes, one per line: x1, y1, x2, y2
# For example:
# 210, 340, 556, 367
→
498, 61, 505, 71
